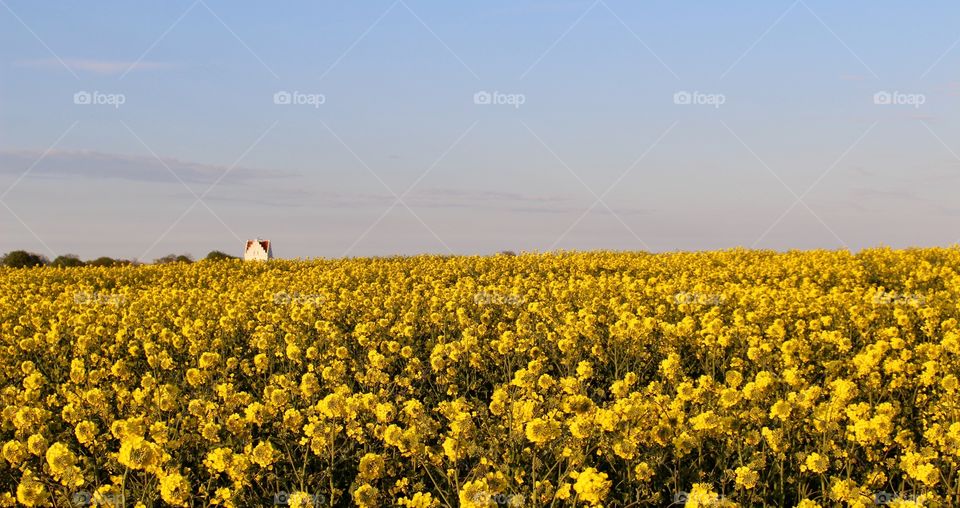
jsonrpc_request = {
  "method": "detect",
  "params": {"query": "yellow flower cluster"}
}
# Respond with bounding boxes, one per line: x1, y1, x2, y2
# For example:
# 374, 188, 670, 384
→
0, 248, 959, 506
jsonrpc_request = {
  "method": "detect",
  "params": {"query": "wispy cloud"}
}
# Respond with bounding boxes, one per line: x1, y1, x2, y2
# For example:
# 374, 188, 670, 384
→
408, 188, 654, 215
205, 189, 388, 209
16, 58, 176, 75
414, 187, 572, 204
849, 186, 960, 216
209, 186, 655, 216
851, 187, 922, 201
0, 149, 293, 185
208, 187, 573, 210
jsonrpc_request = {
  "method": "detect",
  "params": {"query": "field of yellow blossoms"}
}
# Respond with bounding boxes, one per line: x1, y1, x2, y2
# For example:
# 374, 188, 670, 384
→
2, 248, 960, 507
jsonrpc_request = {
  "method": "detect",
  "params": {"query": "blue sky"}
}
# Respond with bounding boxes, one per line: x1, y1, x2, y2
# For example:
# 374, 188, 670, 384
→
2, 1, 960, 260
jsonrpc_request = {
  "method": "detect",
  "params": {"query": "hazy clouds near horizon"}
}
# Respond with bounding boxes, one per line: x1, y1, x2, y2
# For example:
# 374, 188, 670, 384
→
2, 1, 959, 260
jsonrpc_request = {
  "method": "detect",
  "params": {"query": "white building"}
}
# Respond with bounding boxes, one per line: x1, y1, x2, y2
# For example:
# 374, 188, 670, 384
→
244, 238, 273, 261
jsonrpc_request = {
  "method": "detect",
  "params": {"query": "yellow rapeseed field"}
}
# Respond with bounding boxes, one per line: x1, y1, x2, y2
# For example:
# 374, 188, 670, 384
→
1, 248, 959, 507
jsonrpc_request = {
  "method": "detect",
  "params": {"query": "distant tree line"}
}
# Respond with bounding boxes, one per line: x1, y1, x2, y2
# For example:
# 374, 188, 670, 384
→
0, 250, 238, 268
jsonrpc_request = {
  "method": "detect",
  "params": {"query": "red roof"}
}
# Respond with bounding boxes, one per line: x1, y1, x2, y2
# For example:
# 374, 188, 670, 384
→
246, 240, 270, 251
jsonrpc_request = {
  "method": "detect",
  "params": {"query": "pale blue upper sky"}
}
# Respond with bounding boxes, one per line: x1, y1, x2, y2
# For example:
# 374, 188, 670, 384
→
2, 1, 959, 260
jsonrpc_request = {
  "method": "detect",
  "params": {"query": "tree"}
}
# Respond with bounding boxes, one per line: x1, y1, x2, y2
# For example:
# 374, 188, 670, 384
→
154, 254, 193, 264
204, 250, 237, 261
1, 250, 48, 268
51, 254, 85, 267
87, 257, 123, 267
